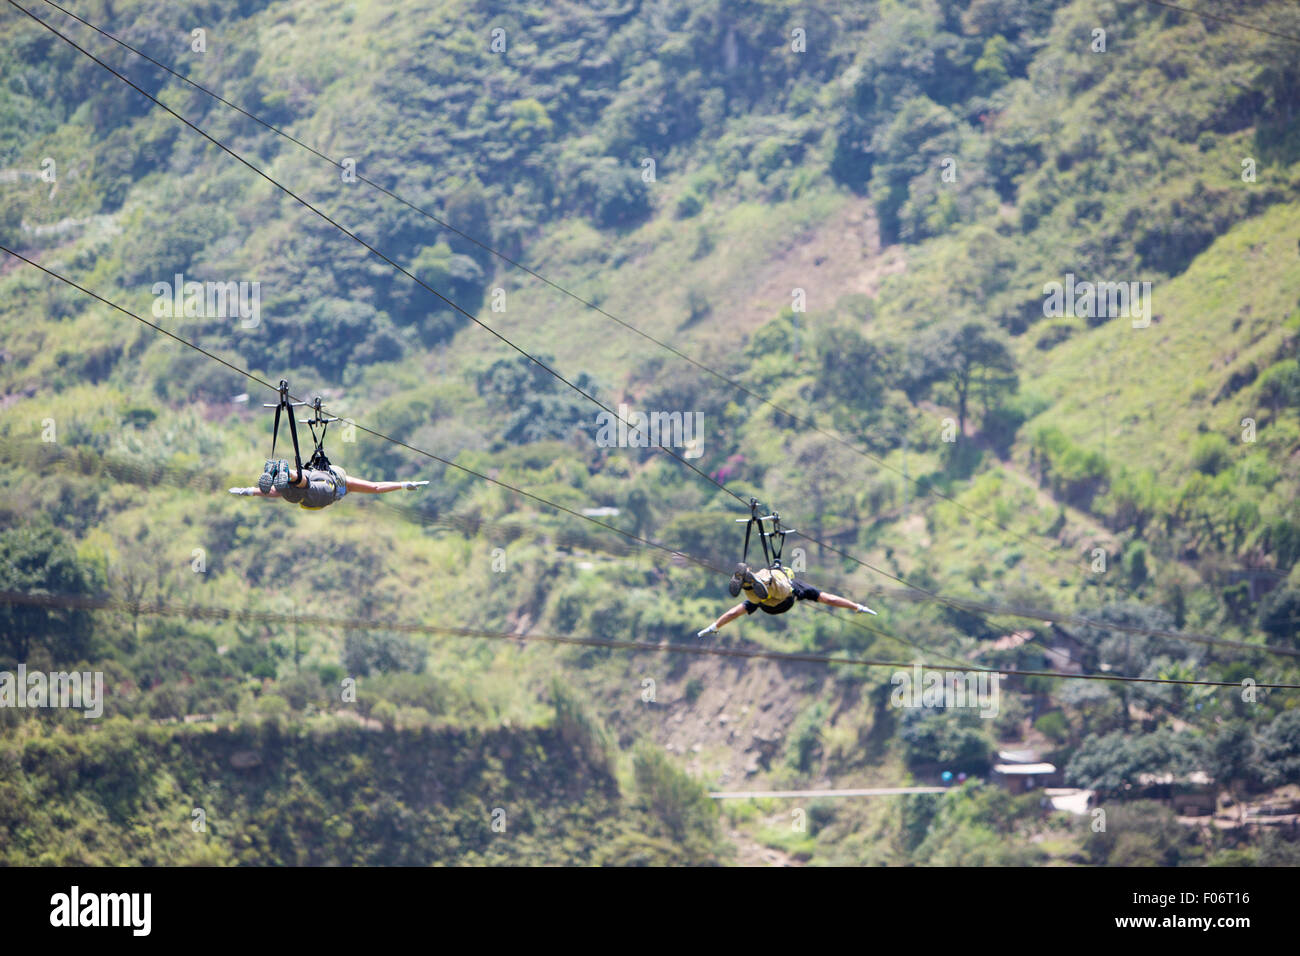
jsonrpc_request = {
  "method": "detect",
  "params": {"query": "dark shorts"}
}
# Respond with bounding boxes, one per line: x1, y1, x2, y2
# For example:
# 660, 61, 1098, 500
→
744, 579, 821, 615
279, 467, 346, 509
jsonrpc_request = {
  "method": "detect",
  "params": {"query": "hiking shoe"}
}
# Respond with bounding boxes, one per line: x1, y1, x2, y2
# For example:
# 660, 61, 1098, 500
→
730, 564, 767, 600
257, 459, 278, 495
728, 564, 747, 597
271, 459, 292, 492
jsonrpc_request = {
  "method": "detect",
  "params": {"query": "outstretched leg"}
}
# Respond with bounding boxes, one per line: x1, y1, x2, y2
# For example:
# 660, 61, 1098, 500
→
817, 591, 877, 615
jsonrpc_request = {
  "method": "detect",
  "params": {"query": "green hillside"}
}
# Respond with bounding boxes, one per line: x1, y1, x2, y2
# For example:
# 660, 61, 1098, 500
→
2, 0, 1299, 866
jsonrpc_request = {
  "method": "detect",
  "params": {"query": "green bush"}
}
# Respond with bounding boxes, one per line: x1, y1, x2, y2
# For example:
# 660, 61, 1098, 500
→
785, 700, 828, 772
631, 744, 718, 859
1033, 711, 1069, 743
675, 190, 703, 218
1190, 433, 1232, 476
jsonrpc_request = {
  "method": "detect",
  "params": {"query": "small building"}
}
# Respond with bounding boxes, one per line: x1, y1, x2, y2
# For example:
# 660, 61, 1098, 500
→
1133, 771, 1216, 816
992, 748, 1062, 793
993, 761, 1059, 794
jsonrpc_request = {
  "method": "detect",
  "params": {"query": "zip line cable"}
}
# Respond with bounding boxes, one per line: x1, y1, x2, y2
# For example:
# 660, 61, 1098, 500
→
12, 0, 1003, 629
0, 245, 967, 668
7, 430, 1293, 667
27, 0, 1069, 563
31, 0, 1267, 647
3, 589, 1297, 691
1137, 0, 1300, 45
5, 247, 1297, 670
7, 0, 748, 511
8, 2, 1296, 666
6, 0, 1131, 656
0, 246, 1001, 674
0, 245, 725, 575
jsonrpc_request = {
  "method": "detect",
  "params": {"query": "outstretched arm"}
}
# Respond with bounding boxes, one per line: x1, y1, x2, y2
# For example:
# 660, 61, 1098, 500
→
230, 486, 277, 498
698, 602, 749, 637
344, 476, 428, 495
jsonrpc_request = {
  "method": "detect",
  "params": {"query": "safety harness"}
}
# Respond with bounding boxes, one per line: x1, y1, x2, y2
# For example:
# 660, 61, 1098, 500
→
265, 380, 306, 477
736, 498, 797, 606
264, 383, 344, 509
302, 397, 339, 474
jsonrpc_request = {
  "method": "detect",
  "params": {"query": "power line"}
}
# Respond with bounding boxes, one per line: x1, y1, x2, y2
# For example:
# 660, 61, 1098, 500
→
1137, 0, 1300, 45
12, 2, 1293, 666
0, 247, 971, 671
0, 437, 652, 561
36, 0, 1269, 660
27, 0, 1070, 564
7, 251, 1289, 671
12, 0, 1040, 660
875, 585, 1300, 659
4, 589, 1297, 690
0, 244, 723, 579
11, 420, 1290, 666
8, 0, 746, 511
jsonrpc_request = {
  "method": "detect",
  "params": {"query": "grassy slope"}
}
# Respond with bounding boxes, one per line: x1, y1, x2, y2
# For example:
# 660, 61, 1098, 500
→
1028, 202, 1300, 477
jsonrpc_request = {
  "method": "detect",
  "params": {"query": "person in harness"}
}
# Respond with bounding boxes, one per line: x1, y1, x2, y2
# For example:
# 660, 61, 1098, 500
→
229, 461, 427, 508
696, 500, 877, 638
227, 382, 427, 510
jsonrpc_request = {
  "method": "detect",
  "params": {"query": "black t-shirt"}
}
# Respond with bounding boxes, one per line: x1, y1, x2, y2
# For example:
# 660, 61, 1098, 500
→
743, 579, 821, 615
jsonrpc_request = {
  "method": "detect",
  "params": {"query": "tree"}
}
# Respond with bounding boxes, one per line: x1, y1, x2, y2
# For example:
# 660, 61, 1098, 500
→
0, 524, 98, 666
342, 631, 426, 678
1258, 587, 1300, 643
1259, 709, 1300, 786
899, 709, 993, 775
1207, 721, 1258, 823
107, 529, 178, 648
767, 433, 862, 560
1083, 801, 1197, 866
909, 319, 1016, 435
1073, 601, 1184, 729
475, 353, 599, 446
811, 322, 887, 432
1066, 729, 1204, 797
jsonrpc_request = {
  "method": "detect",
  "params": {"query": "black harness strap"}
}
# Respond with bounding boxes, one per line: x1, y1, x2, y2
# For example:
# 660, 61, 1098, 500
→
768, 513, 785, 567
742, 498, 757, 565
269, 380, 304, 475
303, 397, 337, 473
740, 497, 792, 570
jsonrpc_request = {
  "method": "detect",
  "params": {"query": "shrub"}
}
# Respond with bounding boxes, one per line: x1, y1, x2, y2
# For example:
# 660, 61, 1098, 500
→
342, 631, 426, 678
1033, 711, 1069, 743
1190, 433, 1232, 476
631, 744, 717, 852
675, 190, 703, 218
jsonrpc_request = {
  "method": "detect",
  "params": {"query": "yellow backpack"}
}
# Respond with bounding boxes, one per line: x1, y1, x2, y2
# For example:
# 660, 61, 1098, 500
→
746, 567, 794, 606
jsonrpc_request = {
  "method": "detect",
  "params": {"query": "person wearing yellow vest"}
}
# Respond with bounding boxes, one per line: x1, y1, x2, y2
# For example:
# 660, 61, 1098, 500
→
697, 563, 876, 638
228, 459, 427, 510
